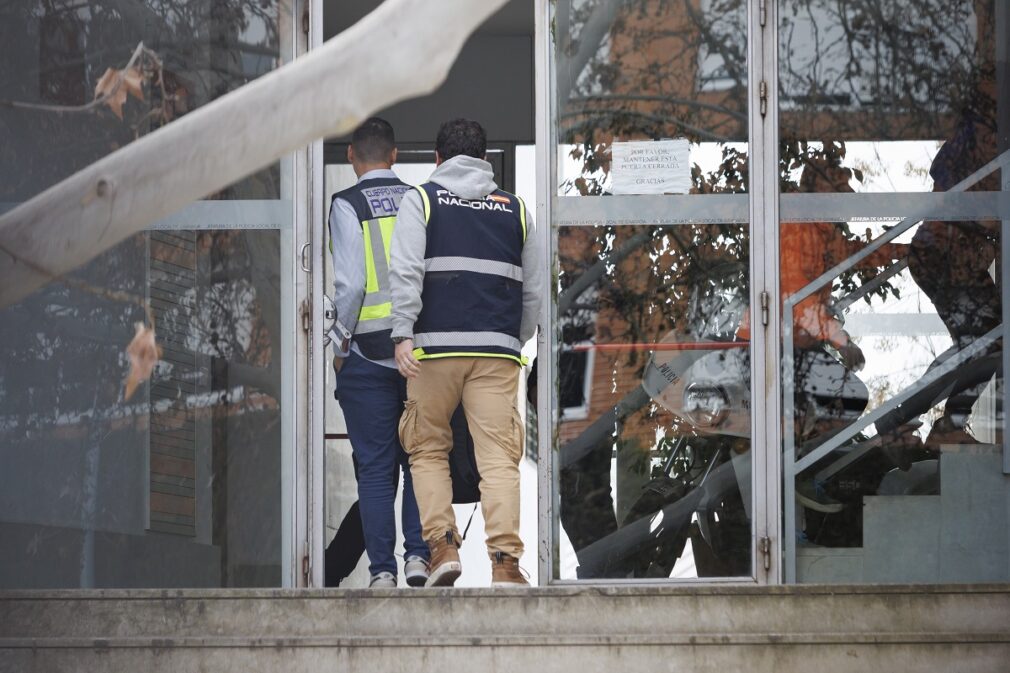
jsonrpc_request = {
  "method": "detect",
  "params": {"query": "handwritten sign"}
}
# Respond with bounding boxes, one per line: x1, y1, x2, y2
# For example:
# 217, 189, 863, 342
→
611, 139, 691, 195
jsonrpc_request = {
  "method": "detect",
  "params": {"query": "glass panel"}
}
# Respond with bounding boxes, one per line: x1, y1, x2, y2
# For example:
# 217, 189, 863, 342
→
0, 1, 295, 588
321, 159, 438, 589
552, 0, 752, 580
779, 0, 1010, 583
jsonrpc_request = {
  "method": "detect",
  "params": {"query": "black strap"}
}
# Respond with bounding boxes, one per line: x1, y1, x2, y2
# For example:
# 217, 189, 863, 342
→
461, 503, 479, 541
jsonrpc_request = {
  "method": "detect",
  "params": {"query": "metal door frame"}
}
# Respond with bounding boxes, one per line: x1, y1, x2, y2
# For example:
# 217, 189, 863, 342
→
534, 0, 784, 586
302, 0, 325, 588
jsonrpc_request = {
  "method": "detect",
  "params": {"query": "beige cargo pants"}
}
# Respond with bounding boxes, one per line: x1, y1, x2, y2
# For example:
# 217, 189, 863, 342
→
398, 356, 524, 558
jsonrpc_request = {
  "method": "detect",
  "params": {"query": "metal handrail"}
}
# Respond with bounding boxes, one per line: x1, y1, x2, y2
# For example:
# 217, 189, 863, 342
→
784, 150, 1010, 311
782, 149, 1010, 582
794, 325, 1001, 475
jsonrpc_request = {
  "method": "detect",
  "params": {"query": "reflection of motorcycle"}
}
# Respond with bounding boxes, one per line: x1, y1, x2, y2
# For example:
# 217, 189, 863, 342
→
623, 262, 902, 577
561, 254, 958, 579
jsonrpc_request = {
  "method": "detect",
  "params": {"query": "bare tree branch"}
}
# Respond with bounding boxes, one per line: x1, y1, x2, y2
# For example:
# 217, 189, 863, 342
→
556, 0, 626, 109
567, 93, 748, 123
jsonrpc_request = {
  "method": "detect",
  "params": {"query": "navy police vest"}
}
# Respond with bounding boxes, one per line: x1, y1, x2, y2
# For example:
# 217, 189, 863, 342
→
331, 176, 410, 360
411, 182, 528, 364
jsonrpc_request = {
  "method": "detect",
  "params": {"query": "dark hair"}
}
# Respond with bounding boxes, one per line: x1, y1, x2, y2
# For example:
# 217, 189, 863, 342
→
435, 118, 487, 160
351, 117, 395, 163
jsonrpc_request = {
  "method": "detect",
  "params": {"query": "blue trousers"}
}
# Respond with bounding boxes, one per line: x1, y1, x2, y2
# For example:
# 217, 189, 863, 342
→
336, 351, 428, 575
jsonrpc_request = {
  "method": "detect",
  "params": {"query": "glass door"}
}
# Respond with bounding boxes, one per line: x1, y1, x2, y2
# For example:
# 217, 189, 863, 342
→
317, 146, 514, 588
546, 0, 764, 582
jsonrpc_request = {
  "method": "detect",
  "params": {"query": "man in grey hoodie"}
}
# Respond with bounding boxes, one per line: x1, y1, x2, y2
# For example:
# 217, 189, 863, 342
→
389, 119, 542, 587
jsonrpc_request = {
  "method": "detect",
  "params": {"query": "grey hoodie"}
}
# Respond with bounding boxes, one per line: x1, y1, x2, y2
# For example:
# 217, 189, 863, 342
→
389, 154, 543, 345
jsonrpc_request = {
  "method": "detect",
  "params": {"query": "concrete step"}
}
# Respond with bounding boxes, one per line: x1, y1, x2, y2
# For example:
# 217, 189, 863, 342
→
799, 446, 1010, 584
2, 585, 1009, 672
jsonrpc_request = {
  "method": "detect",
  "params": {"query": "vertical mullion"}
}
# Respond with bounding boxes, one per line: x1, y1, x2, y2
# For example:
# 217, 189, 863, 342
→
748, 0, 783, 584
998, 1, 1010, 476
285, 0, 309, 590
306, 0, 325, 588
535, 0, 555, 586
763, 0, 783, 584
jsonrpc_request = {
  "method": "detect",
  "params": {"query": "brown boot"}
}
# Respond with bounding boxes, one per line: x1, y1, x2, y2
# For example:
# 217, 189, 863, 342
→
490, 551, 528, 587
425, 531, 462, 587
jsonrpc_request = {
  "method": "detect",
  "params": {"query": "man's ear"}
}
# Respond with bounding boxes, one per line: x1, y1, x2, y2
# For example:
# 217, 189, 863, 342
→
434, 150, 443, 166
347, 145, 355, 163
389, 148, 398, 166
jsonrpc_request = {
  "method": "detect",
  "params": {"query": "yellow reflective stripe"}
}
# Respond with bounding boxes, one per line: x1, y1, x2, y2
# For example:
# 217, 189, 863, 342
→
414, 186, 431, 223
378, 216, 396, 264
516, 195, 527, 243
412, 348, 526, 366
359, 302, 391, 321
362, 220, 379, 293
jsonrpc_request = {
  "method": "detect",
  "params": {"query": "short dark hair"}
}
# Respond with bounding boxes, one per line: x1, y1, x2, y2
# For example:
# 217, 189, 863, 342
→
435, 118, 487, 160
351, 117, 395, 162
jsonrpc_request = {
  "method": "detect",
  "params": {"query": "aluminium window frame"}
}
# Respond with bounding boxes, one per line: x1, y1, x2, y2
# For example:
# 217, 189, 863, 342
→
535, 0, 782, 586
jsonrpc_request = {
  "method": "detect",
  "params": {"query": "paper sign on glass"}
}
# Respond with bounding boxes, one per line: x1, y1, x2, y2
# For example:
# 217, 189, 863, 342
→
611, 139, 691, 195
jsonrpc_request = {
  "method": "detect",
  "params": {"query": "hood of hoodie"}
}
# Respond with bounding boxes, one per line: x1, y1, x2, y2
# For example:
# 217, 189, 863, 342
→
428, 155, 497, 200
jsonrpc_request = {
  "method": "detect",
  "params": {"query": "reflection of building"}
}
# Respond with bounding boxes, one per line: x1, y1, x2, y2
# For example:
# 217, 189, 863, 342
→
2, 0, 1009, 670
0, 224, 286, 587
0, 0, 295, 588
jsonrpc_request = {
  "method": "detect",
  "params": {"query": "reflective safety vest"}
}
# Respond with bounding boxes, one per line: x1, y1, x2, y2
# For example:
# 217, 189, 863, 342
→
330, 176, 411, 360
411, 182, 528, 365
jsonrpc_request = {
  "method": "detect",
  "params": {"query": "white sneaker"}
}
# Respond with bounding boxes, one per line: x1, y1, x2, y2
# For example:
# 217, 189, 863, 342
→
369, 571, 397, 589
404, 555, 430, 587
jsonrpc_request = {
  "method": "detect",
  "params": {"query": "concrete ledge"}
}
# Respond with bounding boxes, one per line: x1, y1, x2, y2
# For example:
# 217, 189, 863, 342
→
5, 644, 1010, 673
2, 585, 1009, 672
5, 581, 1010, 598
4, 631, 1010, 648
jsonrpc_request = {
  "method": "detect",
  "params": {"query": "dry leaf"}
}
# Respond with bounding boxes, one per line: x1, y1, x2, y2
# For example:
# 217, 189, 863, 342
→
94, 67, 127, 119
124, 322, 162, 401
122, 66, 145, 102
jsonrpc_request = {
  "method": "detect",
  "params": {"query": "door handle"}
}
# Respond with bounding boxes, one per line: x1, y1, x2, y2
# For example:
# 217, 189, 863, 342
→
300, 242, 311, 273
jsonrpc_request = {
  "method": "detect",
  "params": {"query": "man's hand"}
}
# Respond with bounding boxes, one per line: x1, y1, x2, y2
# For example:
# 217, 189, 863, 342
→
332, 354, 344, 377
395, 339, 421, 379
837, 341, 866, 372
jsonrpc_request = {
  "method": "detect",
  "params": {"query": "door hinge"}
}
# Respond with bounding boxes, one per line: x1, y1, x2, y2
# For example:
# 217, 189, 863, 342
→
760, 290, 770, 327
300, 299, 311, 333
759, 80, 768, 117
759, 536, 771, 571
301, 541, 311, 585
759, 0, 767, 27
